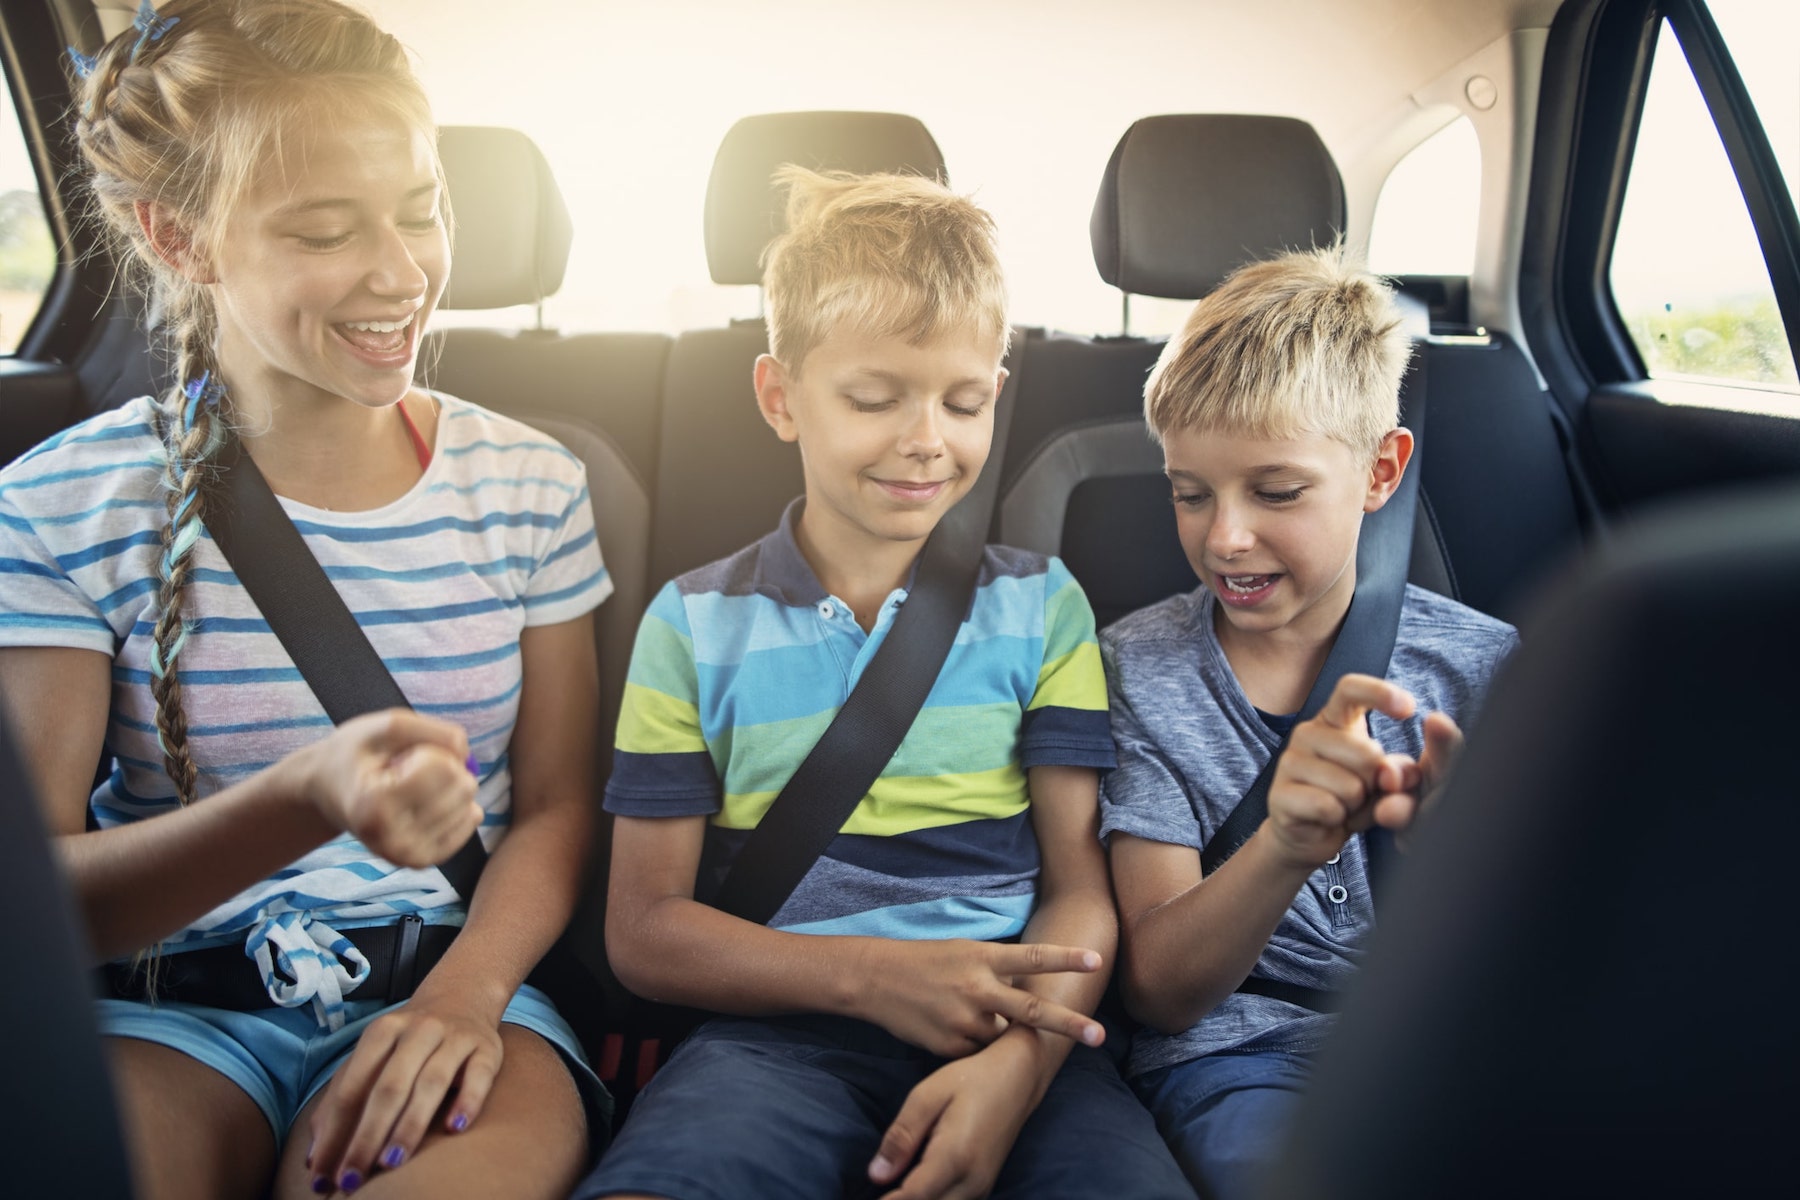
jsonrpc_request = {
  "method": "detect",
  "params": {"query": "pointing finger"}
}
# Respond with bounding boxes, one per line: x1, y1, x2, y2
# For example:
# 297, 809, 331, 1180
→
1315, 674, 1416, 731
990, 942, 1102, 978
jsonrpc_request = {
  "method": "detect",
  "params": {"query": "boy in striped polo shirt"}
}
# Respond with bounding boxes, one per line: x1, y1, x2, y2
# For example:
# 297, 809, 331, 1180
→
576, 169, 1191, 1200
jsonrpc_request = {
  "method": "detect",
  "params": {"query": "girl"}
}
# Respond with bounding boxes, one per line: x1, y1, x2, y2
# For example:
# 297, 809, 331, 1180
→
0, 2, 606, 1197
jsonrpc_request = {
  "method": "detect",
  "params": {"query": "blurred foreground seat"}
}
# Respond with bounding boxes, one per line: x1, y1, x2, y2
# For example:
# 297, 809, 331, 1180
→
1265, 480, 1800, 1198
0, 715, 135, 1197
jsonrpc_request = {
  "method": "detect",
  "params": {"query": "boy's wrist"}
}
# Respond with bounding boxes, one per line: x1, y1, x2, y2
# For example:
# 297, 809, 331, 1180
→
827, 936, 887, 1021
1247, 820, 1331, 880
982, 1023, 1062, 1102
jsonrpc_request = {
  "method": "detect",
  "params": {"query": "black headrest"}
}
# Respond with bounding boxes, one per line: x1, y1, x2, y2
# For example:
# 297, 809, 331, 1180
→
437, 126, 573, 310
704, 111, 947, 286
1090, 114, 1345, 300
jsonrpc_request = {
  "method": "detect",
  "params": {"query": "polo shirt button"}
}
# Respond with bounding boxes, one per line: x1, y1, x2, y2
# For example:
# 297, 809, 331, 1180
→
1326, 851, 1340, 865
816, 600, 834, 619
1327, 885, 1348, 905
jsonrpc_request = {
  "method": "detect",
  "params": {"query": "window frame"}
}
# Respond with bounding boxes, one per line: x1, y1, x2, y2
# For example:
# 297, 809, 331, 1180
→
1522, 0, 1800, 404
1659, 0, 1800, 373
0, 0, 111, 366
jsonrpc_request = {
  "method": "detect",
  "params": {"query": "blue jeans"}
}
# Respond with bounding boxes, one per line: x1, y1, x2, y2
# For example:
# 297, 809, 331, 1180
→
577, 1013, 1196, 1200
1131, 1049, 1314, 1200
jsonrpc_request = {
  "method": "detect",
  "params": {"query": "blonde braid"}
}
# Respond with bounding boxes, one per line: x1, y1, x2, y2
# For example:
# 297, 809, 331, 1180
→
147, 310, 229, 806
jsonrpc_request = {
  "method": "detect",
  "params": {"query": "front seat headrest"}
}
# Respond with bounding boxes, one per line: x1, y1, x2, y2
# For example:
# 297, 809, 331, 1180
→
1091, 114, 1345, 300
704, 111, 947, 286
437, 125, 574, 310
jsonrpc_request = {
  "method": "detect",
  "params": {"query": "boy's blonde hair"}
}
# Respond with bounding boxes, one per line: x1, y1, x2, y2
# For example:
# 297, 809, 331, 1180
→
761, 166, 1007, 373
70, 0, 439, 807
1144, 245, 1411, 460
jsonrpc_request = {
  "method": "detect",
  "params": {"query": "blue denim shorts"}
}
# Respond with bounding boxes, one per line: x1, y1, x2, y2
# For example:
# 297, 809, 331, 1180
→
1132, 1048, 1315, 1200
575, 1013, 1195, 1200
98, 982, 604, 1145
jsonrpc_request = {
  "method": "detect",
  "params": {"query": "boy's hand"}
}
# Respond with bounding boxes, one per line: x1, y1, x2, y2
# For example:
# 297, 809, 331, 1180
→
1371, 710, 1464, 840
1264, 674, 1416, 870
856, 939, 1105, 1058
868, 1035, 1040, 1199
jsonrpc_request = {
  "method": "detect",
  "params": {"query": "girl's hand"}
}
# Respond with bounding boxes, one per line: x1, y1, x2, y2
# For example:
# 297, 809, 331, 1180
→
305, 989, 505, 1193
854, 939, 1105, 1058
278, 709, 482, 868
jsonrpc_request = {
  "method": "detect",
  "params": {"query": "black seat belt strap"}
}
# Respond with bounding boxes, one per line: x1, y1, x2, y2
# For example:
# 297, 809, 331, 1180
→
709, 332, 1030, 926
1202, 348, 1428, 879
206, 437, 487, 900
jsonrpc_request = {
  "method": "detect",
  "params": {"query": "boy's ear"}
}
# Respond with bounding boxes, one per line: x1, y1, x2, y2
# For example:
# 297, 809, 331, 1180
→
753, 353, 800, 444
1363, 427, 1416, 513
133, 201, 216, 283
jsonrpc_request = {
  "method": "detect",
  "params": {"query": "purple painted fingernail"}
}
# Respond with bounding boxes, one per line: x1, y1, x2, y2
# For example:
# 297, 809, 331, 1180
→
465, 753, 480, 777
381, 1144, 405, 1169
339, 1170, 363, 1193
310, 1177, 331, 1196
450, 1111, 469, 1132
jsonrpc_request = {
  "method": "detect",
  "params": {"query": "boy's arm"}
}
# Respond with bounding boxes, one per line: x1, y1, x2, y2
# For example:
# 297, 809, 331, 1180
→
867, 763, 1114, 1199
1111, 829, 1314, 1034
1113, 674, 1419, 1034
606, 813, 1104, 1049
607, 581, 1104, 1050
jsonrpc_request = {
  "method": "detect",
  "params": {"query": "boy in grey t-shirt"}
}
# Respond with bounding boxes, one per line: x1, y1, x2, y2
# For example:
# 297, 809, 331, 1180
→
1098, 248, 1517, 1200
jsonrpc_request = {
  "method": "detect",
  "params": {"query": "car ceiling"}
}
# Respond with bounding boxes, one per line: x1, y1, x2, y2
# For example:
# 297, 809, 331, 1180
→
80, 0, 1565, 155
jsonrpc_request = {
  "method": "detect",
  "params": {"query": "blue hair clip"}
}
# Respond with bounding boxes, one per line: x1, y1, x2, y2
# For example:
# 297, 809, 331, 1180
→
130, 0, 180, 62
66, 47, 99, 80
182, 370, 223, 427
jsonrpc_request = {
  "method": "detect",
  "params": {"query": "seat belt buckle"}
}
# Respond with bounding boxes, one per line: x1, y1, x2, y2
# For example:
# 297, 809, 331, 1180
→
388, 914, 424, 1003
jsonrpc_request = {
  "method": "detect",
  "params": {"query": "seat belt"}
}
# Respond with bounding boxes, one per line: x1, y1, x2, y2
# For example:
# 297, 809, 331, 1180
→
708, 332, 1029, 927
1200, 349, 1427, 878
1206, 350, 1427, 1013
206, 436, 487, 900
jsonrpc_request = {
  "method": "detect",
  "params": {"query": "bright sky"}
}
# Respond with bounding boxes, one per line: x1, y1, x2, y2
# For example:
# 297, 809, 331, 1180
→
0, 88, 34, 194
1611, 5, 1800, 307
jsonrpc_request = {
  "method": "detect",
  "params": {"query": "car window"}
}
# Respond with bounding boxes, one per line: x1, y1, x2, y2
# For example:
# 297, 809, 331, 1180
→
1608, 7, 1798, 408
1368, 116, 1481, 277
0, 72, 54, 356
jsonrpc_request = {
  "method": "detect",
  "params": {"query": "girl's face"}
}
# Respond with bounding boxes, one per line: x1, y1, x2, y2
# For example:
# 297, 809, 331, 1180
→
209, 113, 448, 416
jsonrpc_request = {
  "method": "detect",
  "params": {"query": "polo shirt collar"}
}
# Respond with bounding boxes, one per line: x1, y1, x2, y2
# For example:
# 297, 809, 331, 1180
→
754, 498, 830, 607
753, 497, 924, 609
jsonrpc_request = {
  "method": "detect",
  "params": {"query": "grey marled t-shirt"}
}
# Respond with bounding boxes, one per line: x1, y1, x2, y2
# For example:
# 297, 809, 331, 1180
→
1099, 584, 1518, 1077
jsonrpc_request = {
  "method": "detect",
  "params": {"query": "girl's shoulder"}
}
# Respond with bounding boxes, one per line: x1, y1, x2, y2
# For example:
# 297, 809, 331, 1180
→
0, 397, 166, 517
427, 391, 587, 485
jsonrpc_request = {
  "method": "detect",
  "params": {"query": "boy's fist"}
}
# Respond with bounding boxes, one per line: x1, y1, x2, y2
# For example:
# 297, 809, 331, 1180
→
280, 709, 482, 869
1264, 674, 1415, 870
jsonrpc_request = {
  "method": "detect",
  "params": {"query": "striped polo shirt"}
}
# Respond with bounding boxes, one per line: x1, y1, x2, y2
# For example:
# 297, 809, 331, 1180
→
605, 501, 1113, 940
0, 393, 608, 1023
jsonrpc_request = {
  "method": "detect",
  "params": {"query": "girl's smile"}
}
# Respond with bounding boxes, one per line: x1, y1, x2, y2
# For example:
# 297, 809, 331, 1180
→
211, 113, 448, 429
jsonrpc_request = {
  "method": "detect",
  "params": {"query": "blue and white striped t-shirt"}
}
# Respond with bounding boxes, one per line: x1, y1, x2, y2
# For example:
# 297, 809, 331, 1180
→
0, 392, 609, 1024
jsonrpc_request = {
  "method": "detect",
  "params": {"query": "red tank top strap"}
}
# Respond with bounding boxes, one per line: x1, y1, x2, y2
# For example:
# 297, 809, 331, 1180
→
397, 396, 432, 469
